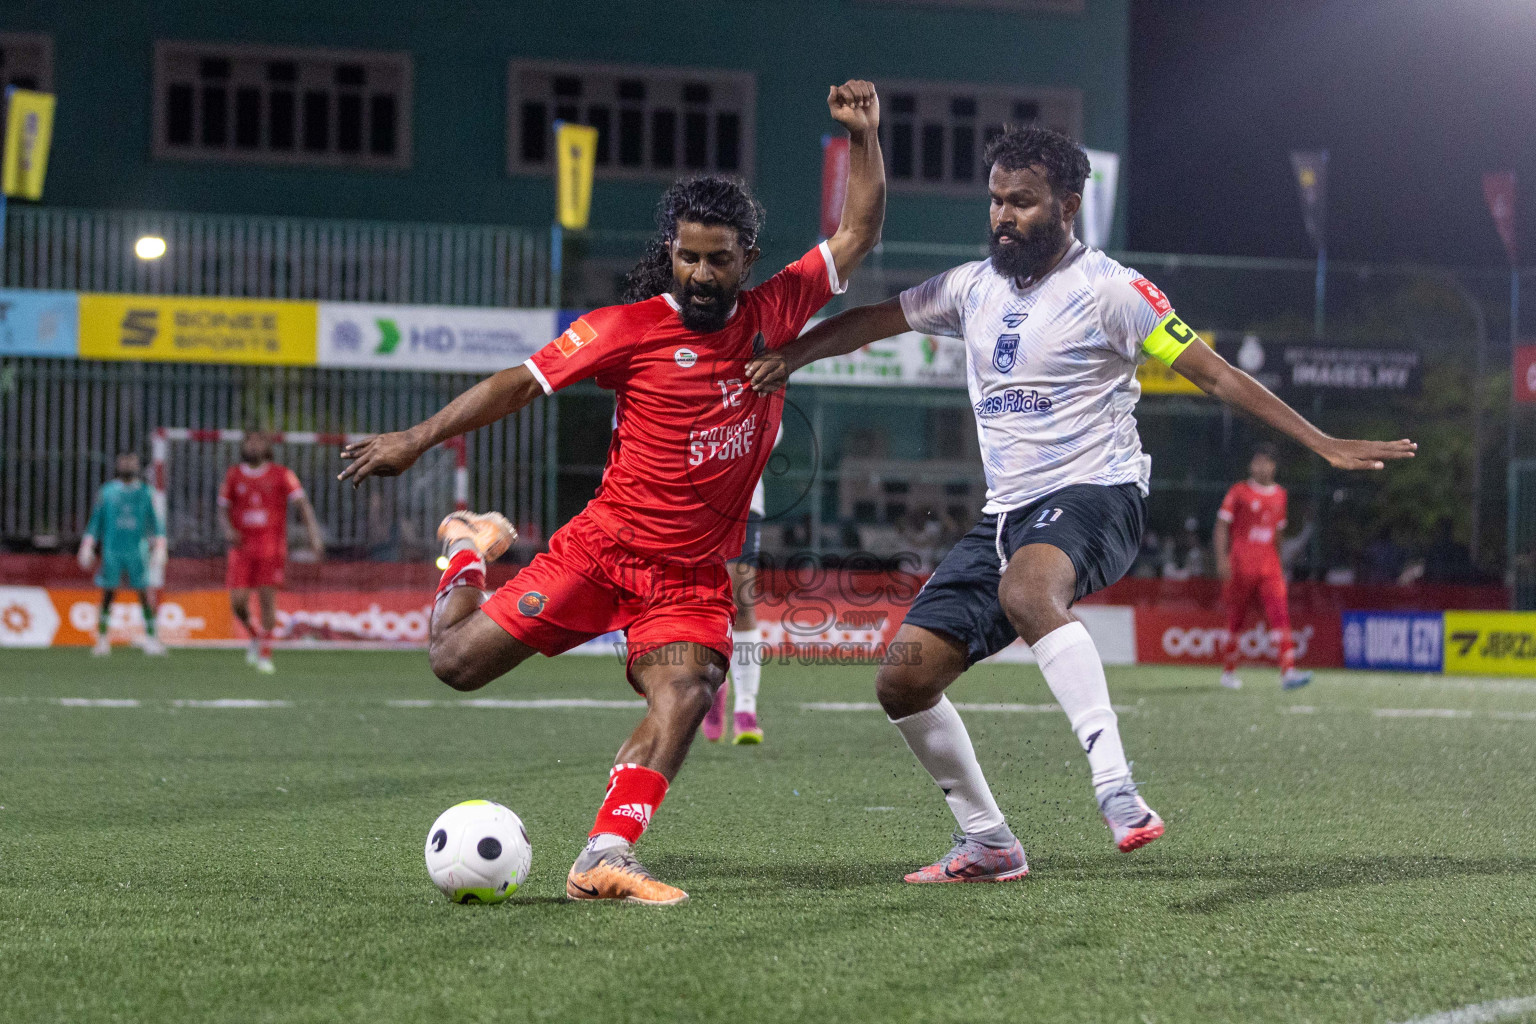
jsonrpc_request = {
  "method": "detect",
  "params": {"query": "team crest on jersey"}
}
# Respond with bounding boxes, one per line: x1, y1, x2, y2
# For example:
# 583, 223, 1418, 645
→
992, 333, 1020, 373
517, 591, 547, 617
1131, 278, 1173, 317
674, 348, 697, 368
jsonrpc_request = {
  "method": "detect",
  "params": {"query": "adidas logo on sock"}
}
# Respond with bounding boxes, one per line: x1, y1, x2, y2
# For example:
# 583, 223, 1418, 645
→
612, 803, 653, 826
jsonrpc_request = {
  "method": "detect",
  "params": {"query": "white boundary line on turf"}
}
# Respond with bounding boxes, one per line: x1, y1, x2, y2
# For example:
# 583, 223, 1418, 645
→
798, 701, 1139, 714
1394, 994, 1536, 1024
1374, 708, 1474, 719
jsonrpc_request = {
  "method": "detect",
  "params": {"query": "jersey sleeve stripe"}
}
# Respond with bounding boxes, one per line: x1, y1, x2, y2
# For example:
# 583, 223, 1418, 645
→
1140, 310, 1197, 367
817, 240, 848, 296
523, 357, 554, 396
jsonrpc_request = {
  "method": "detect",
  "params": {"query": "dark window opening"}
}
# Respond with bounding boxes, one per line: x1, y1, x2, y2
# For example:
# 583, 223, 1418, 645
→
682, 81, 710, 104
952, 124, 974, 182
369, 94, 396, 155
553, 75, 582, 97
618, 108, 643, 166
715, 112, 740, 170
199, 57, 230, 80
683, 110, 708, 169
521, 101, 548, 162
167, 84, 194, 145
588, 105, 611, 164
335, 64, 365, 87
921, 122, 944, 181
650, 109, 676, 168
617, 79, 645, 101
890, 93, 915, 115
950, 96, 977, 118
337, 93, 363, 153
200, 85, 227, 146
269, 90, 295, 149
1012, 100, 1039, 123
554, 102, 579, 125
266, 61, 296, 83
302, 90, 329, 151
234, 87, 261, 148
891, 122, 913, 178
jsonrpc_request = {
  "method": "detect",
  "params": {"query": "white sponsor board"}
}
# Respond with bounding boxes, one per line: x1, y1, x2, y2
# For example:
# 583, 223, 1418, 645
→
0, 587, 61, 647
317, 303, 557, 373
790, 327, 968, 389
984, 605, 1137, 666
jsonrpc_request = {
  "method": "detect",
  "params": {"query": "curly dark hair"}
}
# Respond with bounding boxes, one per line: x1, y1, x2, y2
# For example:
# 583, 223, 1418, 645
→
983, 125, 1091, 197
620, 176, 766, 304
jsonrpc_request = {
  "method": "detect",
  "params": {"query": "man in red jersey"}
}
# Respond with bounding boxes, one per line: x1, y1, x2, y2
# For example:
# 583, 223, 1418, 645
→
339, 81, 885, 905
1213, 443, 1310, 690
221, 432, 324, 674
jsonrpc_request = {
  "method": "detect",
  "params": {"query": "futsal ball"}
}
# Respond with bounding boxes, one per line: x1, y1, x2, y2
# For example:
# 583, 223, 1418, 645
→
424, 800, 531, 904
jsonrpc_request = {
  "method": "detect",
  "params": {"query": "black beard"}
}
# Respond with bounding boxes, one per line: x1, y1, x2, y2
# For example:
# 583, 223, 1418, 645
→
675, 284, 734, 334
988, 217, 1067, 280
116, 473, 136, 483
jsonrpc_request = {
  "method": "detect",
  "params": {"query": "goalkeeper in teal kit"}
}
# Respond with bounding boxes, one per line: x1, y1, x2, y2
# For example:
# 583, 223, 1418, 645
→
77, 452, 168, 656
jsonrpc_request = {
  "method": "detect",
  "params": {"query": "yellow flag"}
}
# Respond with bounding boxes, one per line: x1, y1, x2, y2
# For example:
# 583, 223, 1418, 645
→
555, 122, 599, 230
2, 88, 56, 200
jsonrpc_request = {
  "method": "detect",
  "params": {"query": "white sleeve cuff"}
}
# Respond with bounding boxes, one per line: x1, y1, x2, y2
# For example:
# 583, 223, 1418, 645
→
1216, 509, 1234, 522
523, 358, 554, 396
287, 490, 306, 503
818, 240, 847, 295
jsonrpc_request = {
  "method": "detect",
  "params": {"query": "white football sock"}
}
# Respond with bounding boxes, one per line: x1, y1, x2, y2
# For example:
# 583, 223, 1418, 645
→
731, 629, 761, 714
1032, 620, 1130, 796
586, 832, 629, 853
889, 696, 1006, 835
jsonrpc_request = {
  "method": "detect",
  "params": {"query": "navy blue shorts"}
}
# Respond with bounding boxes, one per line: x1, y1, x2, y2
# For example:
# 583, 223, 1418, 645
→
729, 512, 763, 567
903, 483, 1146, 665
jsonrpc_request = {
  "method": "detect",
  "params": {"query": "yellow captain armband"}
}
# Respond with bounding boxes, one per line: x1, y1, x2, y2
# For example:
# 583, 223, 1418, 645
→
1140, 311, 1200, 367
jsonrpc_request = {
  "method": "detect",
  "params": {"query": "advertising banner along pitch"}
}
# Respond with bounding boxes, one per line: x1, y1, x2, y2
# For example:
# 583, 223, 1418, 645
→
79, 294, 318, 366
318, 303, 556, 373
0, 289, 77, 357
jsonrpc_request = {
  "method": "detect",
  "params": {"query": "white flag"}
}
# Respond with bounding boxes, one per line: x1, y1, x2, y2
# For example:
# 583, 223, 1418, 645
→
1079, 149, 1120, 249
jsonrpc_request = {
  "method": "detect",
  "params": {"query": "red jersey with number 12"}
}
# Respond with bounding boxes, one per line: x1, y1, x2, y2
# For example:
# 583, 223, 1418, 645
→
1218, 480, 1287, 576
219, 462, 304, 560
525, 242, 843, 565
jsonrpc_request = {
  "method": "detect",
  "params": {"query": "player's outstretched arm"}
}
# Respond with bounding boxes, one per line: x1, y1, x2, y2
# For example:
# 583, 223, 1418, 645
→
296, 495, 324, 558
338, 364, 544, 485
746, 297, 911, 393
1171, 341, 1417, 470
823, 80, 886, 284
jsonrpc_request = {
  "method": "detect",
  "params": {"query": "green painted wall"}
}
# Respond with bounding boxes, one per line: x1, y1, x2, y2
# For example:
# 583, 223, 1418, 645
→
4, 0, 1127, 272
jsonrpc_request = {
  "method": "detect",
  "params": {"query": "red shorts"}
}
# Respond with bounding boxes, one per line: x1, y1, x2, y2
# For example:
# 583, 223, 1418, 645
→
482, 513, 735, 684
227, 547, 286, 589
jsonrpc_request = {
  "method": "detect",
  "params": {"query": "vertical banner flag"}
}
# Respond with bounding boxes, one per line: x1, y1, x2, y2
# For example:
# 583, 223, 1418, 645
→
2, 88, 55, 200
1513, 343, 1536, 405
1079, 149, 1120, 249
1289, 150, 1329, 251
555, 122, 599, 231
1483, 171, 1517, 264
820, 134, 851, 239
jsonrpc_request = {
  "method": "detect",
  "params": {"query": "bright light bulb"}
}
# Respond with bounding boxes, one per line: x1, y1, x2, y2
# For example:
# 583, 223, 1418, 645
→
134, 236, 167, 260
435, 555, 450, 570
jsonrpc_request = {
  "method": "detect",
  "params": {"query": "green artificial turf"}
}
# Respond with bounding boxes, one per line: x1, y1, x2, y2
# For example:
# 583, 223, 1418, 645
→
1, 648, 1534, 1023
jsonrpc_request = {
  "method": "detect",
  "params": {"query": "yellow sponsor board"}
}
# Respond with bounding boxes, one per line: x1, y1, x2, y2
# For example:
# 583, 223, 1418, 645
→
2, 89, 56, 199
1443, 611, 1536, 677
79, 294, 318, 366
1134, 332, 1211, 395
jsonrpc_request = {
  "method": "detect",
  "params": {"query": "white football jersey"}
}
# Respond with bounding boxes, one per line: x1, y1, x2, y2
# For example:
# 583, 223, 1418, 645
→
899, 240, 1177, 514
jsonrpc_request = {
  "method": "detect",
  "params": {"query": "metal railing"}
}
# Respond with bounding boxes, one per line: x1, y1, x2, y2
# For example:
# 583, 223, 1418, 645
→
0, 358, 554, 556
2, 206, 553, 307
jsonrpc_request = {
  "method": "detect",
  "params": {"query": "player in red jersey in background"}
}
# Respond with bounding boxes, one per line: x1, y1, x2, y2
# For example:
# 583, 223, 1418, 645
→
1213, 443, 1310, 691
221, 432, 324, 674
339, 81, 885, 905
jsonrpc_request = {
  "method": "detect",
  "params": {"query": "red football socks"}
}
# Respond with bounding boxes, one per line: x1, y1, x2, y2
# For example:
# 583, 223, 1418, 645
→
588, 763, 669, 845
435, 549, 486, 599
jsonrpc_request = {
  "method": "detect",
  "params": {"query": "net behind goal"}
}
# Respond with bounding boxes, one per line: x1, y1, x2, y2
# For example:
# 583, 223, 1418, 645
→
149, 428, 467, 580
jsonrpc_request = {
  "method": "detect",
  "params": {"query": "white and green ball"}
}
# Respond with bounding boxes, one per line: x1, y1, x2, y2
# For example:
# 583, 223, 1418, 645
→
424, 800, 531, 904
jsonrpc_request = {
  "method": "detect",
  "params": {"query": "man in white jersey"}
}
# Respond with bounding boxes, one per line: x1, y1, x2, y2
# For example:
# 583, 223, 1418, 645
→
746, 126, 1415, 882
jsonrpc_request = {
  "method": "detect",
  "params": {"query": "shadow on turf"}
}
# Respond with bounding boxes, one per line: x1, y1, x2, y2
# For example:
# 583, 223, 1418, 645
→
649, 853, 918, 890
1031, 853, 1536, 914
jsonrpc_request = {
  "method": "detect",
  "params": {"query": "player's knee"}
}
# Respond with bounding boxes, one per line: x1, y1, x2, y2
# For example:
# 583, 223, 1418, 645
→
649, 664, 723, 721
998, 575, 1069, 645
875, 659, 939, 719
429, 638, 488, 692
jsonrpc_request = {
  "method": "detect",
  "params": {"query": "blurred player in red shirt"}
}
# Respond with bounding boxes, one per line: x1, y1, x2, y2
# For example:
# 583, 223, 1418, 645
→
221, 433, 324, 674
340, 82, 885, 906
1213, 444, 1310, 691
